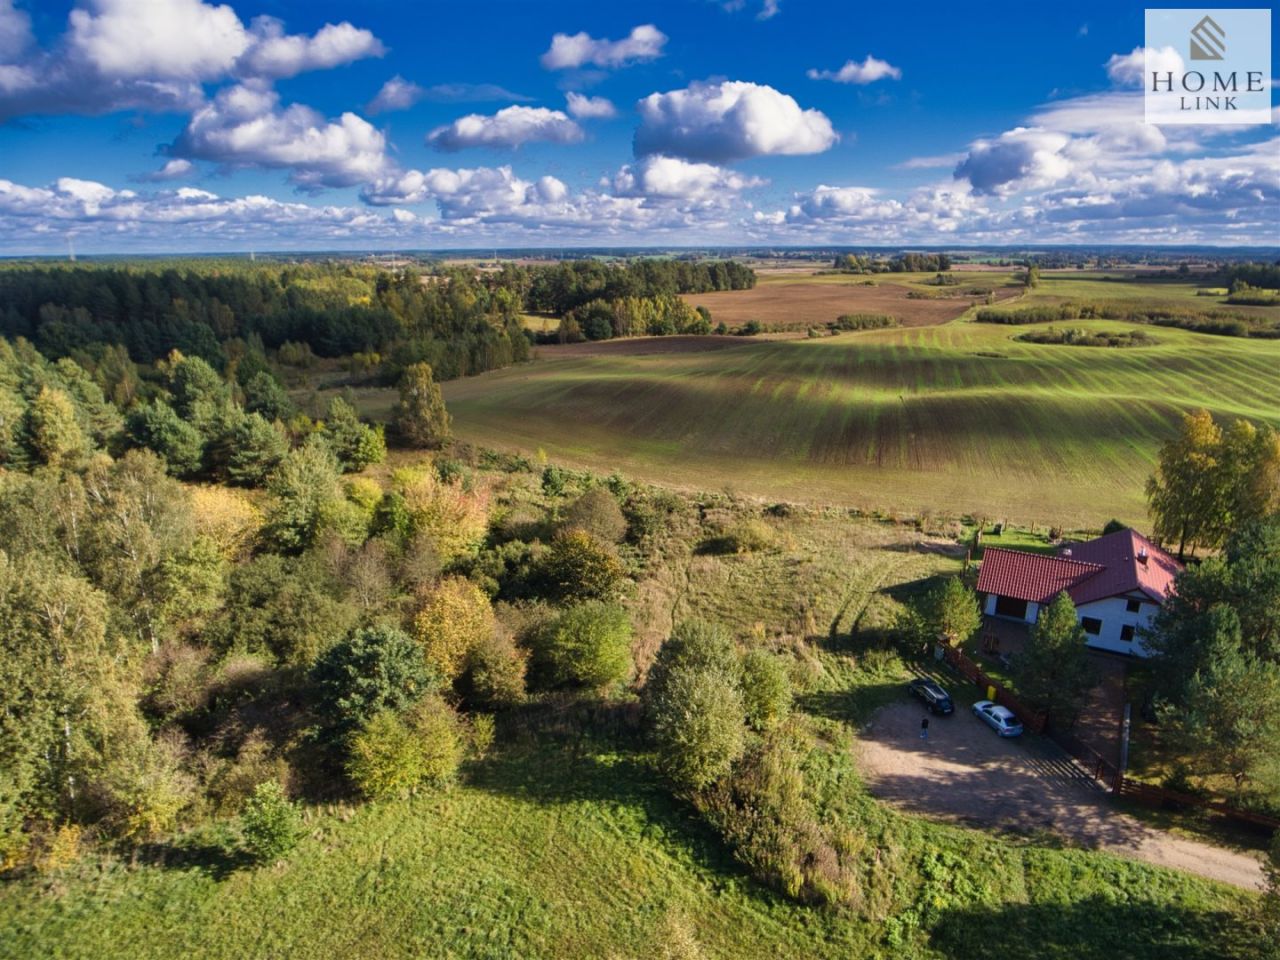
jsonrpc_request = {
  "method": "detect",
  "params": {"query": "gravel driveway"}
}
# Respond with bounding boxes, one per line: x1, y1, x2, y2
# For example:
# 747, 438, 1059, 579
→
857, 700, 1265, 891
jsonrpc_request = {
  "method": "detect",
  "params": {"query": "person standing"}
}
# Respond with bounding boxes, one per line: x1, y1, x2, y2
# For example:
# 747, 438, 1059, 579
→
920, 716, 930, 741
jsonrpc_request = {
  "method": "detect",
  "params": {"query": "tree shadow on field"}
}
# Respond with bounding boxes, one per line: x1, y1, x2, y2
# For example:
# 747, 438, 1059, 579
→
882, 572, 953, 606
929, 896, 1261, 960
798, 681, 907, 726
470, 735, 752, 885
133, 835, 252, 880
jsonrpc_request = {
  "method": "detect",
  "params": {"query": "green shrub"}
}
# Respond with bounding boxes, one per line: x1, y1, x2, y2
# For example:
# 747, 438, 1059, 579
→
320, 397, 385, 472
463, 630, 528, 708
651, 664, 745, 790
831, 313, 897, 331
559, 487, 628, 543
347, 711, 424, 801
645, 621, 746, 790
644, 620, 740, 703
741, 650, 792, 731
538, 528, 625, 603
470, 713, 496, 760
704, 518, 775, 555
697, 727, 858, 905
347, 697, 464, 799
540, 464, 567, 496
537, 601, 633, 690
241, 781, 303, 863
310, 625, 437, 744
409, 696, 465, 787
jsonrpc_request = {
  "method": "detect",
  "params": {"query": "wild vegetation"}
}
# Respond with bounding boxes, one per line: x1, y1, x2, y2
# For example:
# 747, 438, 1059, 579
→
1014, 327, 1157, 347
975, 301, 1280, 337
1140, 514, 1280, 814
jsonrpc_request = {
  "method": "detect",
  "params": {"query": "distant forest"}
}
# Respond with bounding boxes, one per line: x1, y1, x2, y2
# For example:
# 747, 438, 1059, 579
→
0, 258, 757, 381
831, 253, 952, 273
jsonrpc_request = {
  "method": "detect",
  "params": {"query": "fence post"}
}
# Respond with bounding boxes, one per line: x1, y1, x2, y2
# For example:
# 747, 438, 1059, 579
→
1119, 703, 1131, 777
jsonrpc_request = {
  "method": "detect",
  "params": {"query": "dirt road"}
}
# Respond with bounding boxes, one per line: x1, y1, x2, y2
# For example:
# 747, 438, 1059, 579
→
857, 701, 1265, 891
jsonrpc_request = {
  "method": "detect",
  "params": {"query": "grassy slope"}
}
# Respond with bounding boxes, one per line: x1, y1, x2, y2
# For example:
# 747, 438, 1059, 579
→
0, 490, 1263, 960
441, 317, 1280, 526
2, 722, 1258, 960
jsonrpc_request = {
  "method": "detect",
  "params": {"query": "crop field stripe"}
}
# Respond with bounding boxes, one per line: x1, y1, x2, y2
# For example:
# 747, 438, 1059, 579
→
443, 318, 1280, 522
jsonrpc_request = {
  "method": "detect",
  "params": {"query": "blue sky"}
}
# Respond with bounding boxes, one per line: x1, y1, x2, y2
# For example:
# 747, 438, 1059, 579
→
0, 0, 1275, 251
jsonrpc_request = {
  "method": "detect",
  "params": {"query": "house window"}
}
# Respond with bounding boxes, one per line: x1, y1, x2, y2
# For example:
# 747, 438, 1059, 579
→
1120, 625, 1135, 643
1081, 617, 1102, 636
1125, 598, 1142, 614
994, 595, 1029, 620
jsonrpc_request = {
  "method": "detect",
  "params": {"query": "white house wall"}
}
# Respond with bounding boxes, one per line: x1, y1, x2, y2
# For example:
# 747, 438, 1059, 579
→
983, 593, 1039, 623
1074, 595, 1158, 656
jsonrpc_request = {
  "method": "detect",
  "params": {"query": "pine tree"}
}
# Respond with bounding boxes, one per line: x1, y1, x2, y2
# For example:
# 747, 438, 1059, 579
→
391, 363, 451, 449
1017, 592, 1096, 726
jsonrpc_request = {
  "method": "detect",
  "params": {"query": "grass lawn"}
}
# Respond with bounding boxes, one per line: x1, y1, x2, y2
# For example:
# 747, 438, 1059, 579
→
1, 696, 1262, 960
972, 525, 1059, 557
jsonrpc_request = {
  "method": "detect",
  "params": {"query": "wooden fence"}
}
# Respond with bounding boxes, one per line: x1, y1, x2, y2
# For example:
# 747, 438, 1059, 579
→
1048, 724, 1120, 787
1115, 777, 1280, 831
941, 644, 1046, 733
939, 644, 1279, 832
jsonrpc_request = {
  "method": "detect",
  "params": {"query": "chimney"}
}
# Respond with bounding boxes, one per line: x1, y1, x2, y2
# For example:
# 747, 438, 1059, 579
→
1138, 547, 1148, 565
1062, 548, 1072, 557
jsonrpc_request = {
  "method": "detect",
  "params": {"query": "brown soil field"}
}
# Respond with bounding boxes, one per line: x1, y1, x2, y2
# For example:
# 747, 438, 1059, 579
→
681, 281, 1011, 329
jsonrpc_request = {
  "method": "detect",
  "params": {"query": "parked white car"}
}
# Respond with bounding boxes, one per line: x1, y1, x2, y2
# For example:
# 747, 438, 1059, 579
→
971, 700, 1024, 737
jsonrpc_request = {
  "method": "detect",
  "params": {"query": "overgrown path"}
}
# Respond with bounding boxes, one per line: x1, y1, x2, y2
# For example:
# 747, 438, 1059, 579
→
857, 701, 1265, 891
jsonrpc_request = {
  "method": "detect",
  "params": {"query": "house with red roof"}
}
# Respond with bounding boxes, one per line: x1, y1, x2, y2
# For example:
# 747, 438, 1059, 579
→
975, 529, 1182, 656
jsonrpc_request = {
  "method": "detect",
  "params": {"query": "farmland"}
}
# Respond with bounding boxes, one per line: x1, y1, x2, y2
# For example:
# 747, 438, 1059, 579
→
680, 271, 1020, 330
441, 304, 1280, 525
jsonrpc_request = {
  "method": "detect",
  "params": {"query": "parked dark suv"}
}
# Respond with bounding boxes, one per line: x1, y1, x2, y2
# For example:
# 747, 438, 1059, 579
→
908, 677, 954, 715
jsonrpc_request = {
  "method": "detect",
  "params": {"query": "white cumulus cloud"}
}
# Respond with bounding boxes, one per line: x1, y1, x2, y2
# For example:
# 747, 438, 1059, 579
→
954, 127, 1073, 196
610, 155, 765, 200
634, 80, 837, 162
541, 24, 666, 70
0, 1, 384, 120
68, 0, 250, 81
427, 105, 584, 151
236, 16, 384, 80
170, 82, 389, 190
807, 55, 901, 85
140, 158, 196, 181
0, 0, 33, 62
566, 92, 617, 119
367, 75, 423, 114
1105, 46, 1184, 88
0, 176, 417, 250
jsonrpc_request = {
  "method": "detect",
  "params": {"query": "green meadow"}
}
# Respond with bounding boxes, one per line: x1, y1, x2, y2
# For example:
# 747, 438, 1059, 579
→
442, 318, 1280, 526
1, 705, 1260, 960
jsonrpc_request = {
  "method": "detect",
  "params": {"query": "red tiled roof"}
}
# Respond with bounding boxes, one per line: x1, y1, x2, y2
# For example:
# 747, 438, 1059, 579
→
976, 548, 1103, 605
977, 529, 1182, 607
1062, 528, 1182, 605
